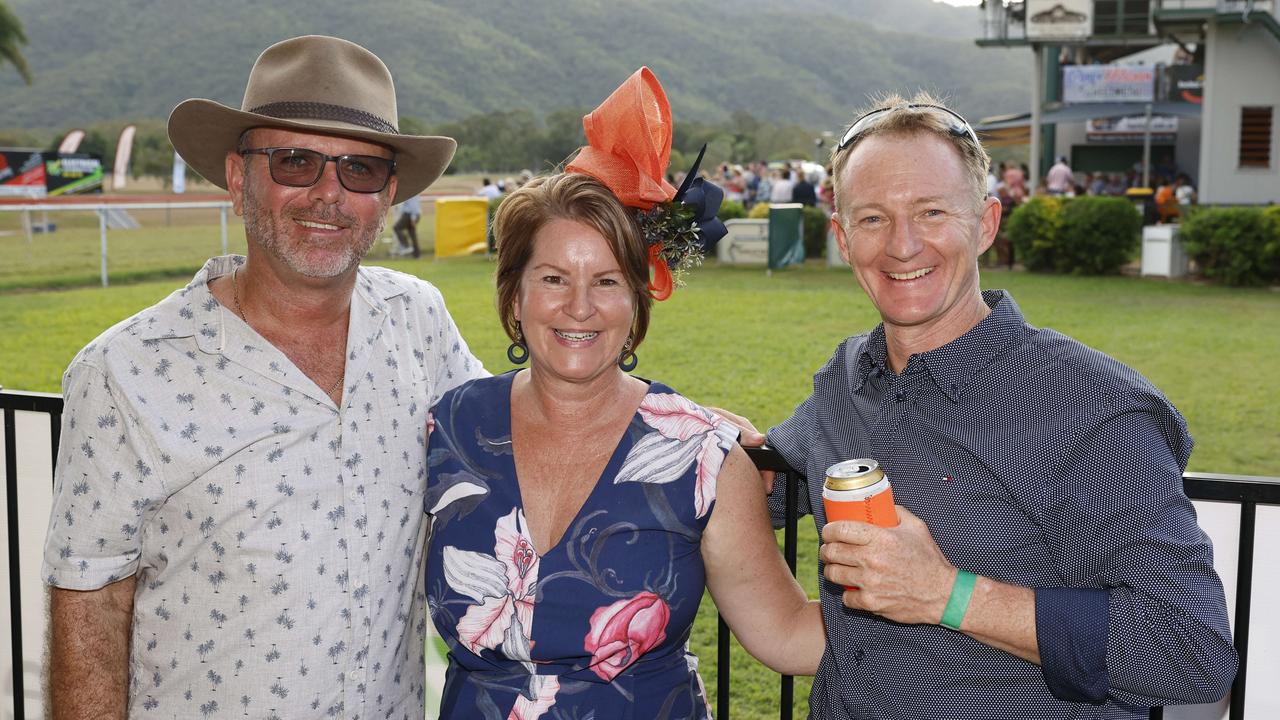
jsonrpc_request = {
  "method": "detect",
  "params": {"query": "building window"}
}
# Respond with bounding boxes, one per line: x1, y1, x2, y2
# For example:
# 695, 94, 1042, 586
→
1240, 107, 1273, 168
1094, 0, 1151, 35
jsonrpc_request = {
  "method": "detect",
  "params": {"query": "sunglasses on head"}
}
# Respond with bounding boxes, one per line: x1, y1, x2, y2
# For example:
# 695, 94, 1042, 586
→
837, 104, 980, 152
239, 147, 396, 194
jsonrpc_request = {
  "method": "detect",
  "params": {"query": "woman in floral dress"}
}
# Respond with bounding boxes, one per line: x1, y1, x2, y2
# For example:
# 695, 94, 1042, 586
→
424, 69, 824, 719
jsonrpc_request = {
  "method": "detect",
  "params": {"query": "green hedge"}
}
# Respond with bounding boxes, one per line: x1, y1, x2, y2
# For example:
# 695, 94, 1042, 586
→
718, 200, 747, 221
1006, 196, 1139, 275
1180, 206, 1280, 286
1057, 197, 1142, 275
802, 206, 830, 259
1005, 196, 1063, 272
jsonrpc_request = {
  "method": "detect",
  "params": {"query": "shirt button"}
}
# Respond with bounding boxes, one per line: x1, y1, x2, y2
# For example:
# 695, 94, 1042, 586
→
348, 490, 358, 501
894, 392, 905, 402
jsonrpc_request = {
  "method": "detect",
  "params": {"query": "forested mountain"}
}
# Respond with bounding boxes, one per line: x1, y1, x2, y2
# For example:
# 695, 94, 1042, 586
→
1, 0, 1027, 135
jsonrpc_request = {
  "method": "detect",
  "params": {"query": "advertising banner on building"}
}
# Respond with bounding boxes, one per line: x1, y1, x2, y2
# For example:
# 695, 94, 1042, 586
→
1026, 0, 1092, 39
1086, 115, 1177, 143
1063, 65, 1156, 103
45, 154, 104, 195
0, 149, 47, 198
1162, 65, 1204, 104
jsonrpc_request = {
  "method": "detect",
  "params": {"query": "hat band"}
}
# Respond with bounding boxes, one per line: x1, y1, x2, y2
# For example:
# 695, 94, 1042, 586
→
248, 101, 399, 135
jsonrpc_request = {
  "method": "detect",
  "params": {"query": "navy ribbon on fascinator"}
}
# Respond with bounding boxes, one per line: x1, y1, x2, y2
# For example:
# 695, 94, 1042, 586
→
673, 144, 727, 252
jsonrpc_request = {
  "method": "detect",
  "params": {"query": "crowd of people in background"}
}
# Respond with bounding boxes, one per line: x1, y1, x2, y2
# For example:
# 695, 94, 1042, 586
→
388, 152, 1198, 263
710, 160, 834, 213
384, 145, 1205, 269
986, 155, 1198, 267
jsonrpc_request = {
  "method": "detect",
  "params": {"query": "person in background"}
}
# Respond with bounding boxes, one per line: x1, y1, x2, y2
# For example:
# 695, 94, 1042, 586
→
770, 166, 795, 203
792, 169, 818, 206
819, 168, 836, 213
392, 192, 422, 258
42, 35, 486, 719
1175, 173, 1197, 208
754, 162, 773, 207
1088, 172, 1107, 196
1155, 176, 1180, 223
741, 162, 759, 209
1046, 155, 1073, 196
479, 176, 502, 199
1002, 161, 1027, 204
1104, 172, 1128, 196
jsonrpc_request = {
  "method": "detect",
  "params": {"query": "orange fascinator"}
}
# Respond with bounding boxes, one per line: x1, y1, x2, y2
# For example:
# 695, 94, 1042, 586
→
566, 68, 677, 211
566, 67, 726, 301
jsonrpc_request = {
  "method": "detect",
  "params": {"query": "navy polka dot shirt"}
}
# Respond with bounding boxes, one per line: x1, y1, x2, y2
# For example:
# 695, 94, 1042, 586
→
768, 290, 1236, 719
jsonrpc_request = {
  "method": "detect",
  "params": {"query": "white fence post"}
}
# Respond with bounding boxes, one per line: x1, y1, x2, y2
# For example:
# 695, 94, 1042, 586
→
98, 206, 109, 288
0, 201, 234, 289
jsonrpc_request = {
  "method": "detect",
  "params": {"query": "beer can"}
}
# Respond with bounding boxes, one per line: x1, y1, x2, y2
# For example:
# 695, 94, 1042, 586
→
822, 459, 899, 528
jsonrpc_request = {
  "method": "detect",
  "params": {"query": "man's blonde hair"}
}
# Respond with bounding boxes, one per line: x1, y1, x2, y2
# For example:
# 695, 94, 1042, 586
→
830, 91, 990, 217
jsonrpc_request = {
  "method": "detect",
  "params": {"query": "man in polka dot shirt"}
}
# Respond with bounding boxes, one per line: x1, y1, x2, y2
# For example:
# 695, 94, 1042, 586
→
764, 93, 1236, 718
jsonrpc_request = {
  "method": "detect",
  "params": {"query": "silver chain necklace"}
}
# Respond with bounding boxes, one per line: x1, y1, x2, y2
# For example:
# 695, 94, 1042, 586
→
231, 266, 343, 398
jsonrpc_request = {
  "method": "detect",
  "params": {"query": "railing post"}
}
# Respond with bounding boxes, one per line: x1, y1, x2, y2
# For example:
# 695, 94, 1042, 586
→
780, 470, 798, 720
5, 406, 26, 720
220, 204, 229, 256
1229, 501, 1256, 720
99, 206, 109, 288
717, 615, 730, 720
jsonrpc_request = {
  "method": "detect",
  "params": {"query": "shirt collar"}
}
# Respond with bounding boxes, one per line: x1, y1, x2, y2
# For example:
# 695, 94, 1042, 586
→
139, 256, 408, 352
850, 290, 1029, 402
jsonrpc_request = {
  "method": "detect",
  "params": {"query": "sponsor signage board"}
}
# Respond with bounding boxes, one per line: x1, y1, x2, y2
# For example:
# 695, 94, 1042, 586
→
1162, 65, 1204, 104
0, 149, 48, 198
1086, 115, 1178, 142
1026, 0, 1092, 39
1064, 65, 1156, 103
46, 154, 104, 195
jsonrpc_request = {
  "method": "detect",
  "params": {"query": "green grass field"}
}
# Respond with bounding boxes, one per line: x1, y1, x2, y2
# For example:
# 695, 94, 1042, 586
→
3, 248, 1279, 718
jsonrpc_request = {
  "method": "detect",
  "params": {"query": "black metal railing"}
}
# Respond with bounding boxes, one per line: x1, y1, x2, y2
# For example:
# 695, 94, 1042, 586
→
4, 388, 1278, 720
3, 389, 62, 720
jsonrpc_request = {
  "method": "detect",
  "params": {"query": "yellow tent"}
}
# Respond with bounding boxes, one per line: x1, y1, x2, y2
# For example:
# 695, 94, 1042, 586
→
434, 197, 489, 257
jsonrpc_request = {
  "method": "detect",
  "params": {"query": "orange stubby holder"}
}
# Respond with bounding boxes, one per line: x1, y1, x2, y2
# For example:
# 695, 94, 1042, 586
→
822, 483, 900, 528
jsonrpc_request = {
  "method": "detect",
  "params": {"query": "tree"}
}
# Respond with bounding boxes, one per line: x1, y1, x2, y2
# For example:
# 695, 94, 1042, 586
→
0, 1, 30, 85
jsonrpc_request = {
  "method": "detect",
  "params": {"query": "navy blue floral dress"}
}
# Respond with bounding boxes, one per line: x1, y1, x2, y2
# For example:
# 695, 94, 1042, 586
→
425, 372, 738, 719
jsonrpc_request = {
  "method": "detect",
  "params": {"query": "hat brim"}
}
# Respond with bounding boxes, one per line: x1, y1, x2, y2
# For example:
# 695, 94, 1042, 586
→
168, 98, 456, 204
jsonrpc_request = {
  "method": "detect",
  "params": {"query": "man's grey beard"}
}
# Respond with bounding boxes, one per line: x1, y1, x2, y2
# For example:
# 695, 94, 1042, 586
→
241, 175, 387, 278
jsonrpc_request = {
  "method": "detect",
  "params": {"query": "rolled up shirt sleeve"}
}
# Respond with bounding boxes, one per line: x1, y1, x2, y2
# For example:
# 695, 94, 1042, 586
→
1037, 401, 1237, 706
43, 361, 168, 589
766, 394, 818, 528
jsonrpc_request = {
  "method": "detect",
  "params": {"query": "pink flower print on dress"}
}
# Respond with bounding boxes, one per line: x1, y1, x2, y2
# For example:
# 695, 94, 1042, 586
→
507, 674, 559, 720
443, 508, 540, 665
583, 591, 670, 681
614, 393, 738, 518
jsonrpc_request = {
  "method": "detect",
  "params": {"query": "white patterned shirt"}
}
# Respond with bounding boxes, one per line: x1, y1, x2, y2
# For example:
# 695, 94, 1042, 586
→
43, 256, 486, 719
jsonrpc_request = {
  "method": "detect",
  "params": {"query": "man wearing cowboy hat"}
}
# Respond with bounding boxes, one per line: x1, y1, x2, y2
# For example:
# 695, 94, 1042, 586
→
42, 35, 486, 719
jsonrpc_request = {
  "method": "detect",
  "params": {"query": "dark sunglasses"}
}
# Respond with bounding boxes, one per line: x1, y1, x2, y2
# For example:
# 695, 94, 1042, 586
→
240, 147, 396, 194
837, 104, 980, 152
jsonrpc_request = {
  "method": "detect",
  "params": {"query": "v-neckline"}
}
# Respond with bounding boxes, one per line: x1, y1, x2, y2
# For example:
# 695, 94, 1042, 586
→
502, 371, 651, 557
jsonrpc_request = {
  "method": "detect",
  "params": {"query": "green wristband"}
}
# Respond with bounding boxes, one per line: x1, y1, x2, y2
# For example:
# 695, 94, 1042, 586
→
940, 570, 977, 630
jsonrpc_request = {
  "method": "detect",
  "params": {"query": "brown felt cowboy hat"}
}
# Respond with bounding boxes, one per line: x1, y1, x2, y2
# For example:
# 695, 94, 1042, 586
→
167, 35, 454, 204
